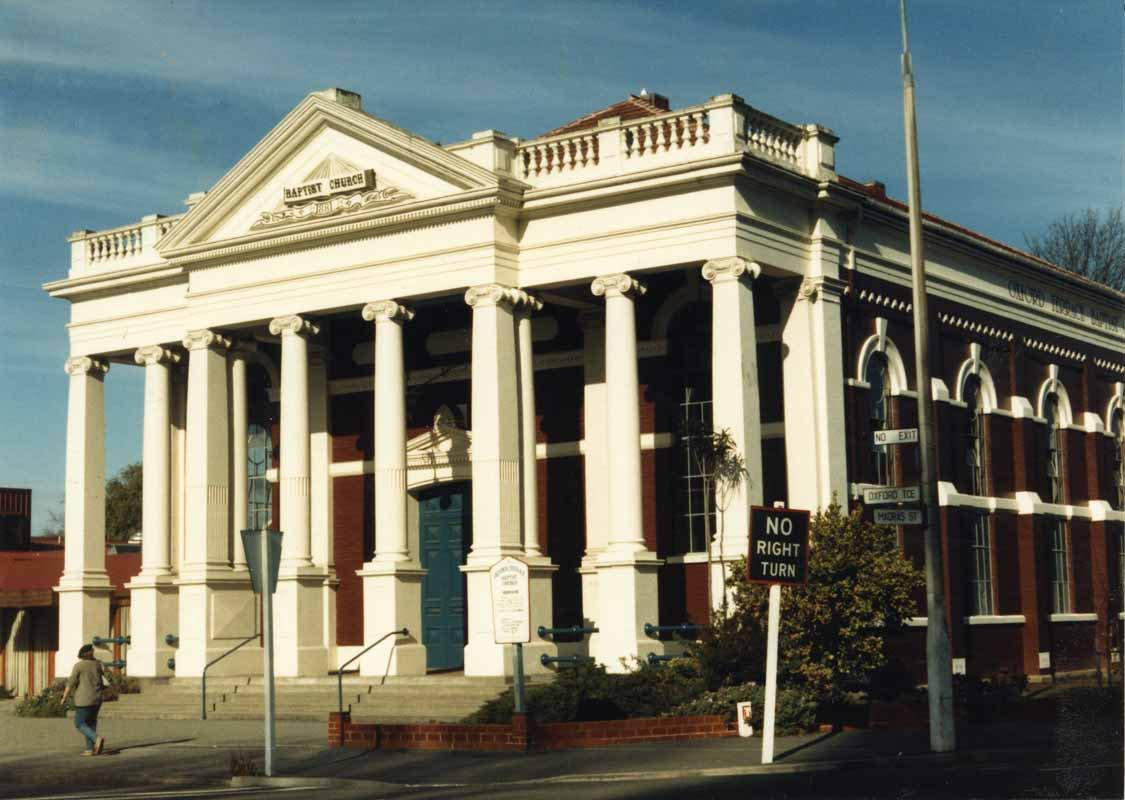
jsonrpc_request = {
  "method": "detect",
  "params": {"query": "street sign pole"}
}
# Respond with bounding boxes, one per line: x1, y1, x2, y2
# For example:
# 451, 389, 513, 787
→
900, 0, 955, 753
513, 642, 526, 714
260, 530, 276, 777
761, 581, 781, 764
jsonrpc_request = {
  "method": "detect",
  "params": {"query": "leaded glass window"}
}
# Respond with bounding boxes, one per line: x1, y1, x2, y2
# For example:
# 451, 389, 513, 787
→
676, 384, 714, 554
866, 353, 893, 486
1113, 409, 1124, 511
964, 376, 986, 495
1044, 393, 1063, 504
247, 423, 273, 530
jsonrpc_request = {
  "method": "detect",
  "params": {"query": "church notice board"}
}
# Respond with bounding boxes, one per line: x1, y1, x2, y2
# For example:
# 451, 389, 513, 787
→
489, 556, 531, 644
747, 506, 810, 586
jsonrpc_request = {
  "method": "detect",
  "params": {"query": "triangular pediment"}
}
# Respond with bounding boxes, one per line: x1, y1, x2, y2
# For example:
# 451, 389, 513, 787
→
157, 89, 503, 257
406, 407, 472, 465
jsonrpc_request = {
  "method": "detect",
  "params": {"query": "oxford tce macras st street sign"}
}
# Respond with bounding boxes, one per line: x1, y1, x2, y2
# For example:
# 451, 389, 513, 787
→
868, 428, 924, 526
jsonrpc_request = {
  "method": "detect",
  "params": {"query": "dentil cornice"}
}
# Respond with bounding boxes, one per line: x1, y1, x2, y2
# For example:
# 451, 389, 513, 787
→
268, 315, 320, 337
133, 346, 182, 367
591, 273, 646, 299
182, 329, 232, 352
64, 356, 109, 377
362, 300, 415, 324
702, 256, 761, 284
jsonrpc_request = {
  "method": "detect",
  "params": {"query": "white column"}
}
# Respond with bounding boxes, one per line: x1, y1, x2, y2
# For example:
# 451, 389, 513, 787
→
513, 291, 558, 667
230, 350, 249, 570
579, 311, 608, 652
308, 351, 337, 656
515, 293, 544, 560
55, 356, 111, 677
357, 300, 426, 676
268, 314, 326, 676
177, 330, 256, 677
781, 275, 849, 512
462, 285, 552, 676
703, 257, 764, 608
590, 274, 663, 671
125, 346, 180, 676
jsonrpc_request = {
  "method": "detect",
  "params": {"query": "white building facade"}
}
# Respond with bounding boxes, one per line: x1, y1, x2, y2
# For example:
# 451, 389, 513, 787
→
47, 88, 1125, 681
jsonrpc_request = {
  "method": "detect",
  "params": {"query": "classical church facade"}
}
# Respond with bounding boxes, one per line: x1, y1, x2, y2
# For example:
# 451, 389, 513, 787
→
46, 88, 1125, 682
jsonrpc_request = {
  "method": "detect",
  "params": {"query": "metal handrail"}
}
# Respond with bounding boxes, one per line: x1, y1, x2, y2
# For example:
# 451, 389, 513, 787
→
201, 633, 259, 720
331, 628, 409, 715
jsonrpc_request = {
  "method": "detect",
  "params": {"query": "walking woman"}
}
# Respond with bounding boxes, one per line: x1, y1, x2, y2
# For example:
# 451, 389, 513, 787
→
61, 644, 106, 756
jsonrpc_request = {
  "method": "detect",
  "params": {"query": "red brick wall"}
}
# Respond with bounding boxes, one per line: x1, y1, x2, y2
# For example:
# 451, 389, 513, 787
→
333, 474, 369, 646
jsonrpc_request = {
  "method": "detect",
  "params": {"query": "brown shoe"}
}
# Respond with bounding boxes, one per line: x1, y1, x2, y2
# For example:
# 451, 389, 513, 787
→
94, 737, 105, 755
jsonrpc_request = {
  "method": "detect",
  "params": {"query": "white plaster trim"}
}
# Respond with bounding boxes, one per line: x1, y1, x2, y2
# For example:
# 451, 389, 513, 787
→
1081, 411, 1106, 434
953, 345, 999, 413
936, 481, 1019, 513
1035, 366, 1074, 427
1105, 383, 1124, 433
1049, 613, 1097, 623
1009, 396, 1035, 418
846, 378, 871, 390
1089, 501, 1125, 523
1014, 491, 1092, 519
965, 615, 1025, 625
896, 389, 918, 399
664, 552, 710, 565
931, 378, 950, 403
906, 617, 928, 627
856, 320, 909, 393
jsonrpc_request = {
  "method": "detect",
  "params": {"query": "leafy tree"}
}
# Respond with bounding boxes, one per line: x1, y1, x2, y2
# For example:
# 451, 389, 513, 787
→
105, 462, 142, 543
1025, 207, 1125, 291
694, 502, 923, 701
39, 502, 65, 538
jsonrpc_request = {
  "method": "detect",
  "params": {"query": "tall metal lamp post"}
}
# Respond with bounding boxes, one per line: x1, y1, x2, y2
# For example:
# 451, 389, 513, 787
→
899, 0, 956, 753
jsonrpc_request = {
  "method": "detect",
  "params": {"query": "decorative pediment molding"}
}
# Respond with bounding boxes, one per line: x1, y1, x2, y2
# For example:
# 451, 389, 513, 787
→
156, 90, 504, 259
404, 406, 472, 488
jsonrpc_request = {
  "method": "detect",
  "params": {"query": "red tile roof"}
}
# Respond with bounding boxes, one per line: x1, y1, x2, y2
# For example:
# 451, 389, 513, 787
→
540, 92, 671, 138
838, 175, 1125, 301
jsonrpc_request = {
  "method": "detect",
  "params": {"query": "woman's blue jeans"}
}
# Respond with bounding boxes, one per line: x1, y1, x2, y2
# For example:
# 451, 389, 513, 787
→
74, 705, 100, 751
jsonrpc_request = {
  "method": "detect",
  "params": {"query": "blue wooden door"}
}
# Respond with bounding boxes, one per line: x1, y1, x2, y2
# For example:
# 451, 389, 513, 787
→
419, 484, 470, 670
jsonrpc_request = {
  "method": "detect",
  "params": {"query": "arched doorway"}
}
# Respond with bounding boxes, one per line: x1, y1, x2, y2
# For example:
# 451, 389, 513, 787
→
417, 482, 472, 670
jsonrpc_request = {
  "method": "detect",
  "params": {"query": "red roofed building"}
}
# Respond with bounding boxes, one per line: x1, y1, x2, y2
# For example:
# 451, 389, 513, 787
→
42, 87, 1125, 687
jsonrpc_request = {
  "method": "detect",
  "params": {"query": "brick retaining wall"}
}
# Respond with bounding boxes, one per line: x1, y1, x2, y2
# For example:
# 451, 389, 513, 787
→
328, 712, 735, 751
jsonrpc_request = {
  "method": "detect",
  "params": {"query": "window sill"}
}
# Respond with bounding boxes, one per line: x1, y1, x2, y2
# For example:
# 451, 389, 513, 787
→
965, 614, 1025, 625
1049, 613, 1098, 623
663, 552, 710, 565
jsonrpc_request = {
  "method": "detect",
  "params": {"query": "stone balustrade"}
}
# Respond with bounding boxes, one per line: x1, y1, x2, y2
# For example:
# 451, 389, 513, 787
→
514, 94, 835, 188
68, 213, 184, 276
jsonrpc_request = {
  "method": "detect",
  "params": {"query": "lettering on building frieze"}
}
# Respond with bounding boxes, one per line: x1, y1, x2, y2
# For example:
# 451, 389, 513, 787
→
1007, 279, 1123, 334
254, 168, 413, 230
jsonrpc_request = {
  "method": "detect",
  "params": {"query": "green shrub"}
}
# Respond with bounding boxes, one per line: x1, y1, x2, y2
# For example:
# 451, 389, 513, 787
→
463, 659, 705, 724
228, 750, 260, 777
15, 681, 69, 718
687, 608, 765, 691
953, 673, 1028, 706
0, 685, 14, 700
669, 683, 819, 735
700, 503, 923, 702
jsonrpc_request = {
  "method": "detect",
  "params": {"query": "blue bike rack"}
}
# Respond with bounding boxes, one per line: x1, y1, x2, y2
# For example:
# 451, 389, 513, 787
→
105, 659, 127, 669
643, 623, 700, 639
92, 635, 131, 647
166, 658, 176, 671
164, 633, 179, 647
646, 652, 682, 665
537, 625, 598, 639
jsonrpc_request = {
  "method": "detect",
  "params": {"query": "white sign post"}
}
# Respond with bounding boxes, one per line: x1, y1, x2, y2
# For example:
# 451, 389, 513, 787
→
762, 582, 781, 764
872, 427, 919, 445
490, 557, 530, 713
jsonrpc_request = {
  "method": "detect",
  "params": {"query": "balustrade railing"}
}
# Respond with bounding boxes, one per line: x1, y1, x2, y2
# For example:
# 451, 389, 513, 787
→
518, 131, 599, 179
621, 107, 709, 158
71, 213, 185, 273
742, 108, 804, 169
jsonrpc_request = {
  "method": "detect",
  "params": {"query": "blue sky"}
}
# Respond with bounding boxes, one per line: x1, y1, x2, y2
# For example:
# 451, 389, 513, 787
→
1, 1, 1121, 535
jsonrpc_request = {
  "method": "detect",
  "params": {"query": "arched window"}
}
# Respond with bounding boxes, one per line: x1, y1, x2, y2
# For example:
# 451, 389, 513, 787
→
866, 352, 894, 486
669, 303, 713, 555
1044, 393, 1070, 613
247, 423, 273, 530
963, 375, 993, 614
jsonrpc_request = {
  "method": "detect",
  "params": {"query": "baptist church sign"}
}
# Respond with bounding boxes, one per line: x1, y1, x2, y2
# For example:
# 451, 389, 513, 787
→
283, 169, 376, 204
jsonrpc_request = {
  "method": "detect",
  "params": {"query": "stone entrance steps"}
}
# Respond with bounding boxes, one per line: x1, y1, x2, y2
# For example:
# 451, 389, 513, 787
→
100, 673, 532, 722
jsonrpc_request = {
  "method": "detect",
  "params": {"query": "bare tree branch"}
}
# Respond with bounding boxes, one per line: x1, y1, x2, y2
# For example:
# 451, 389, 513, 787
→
1025, 207, 1125, 292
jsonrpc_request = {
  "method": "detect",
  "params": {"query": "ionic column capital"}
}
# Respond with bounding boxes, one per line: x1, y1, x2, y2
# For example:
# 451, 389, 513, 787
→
591, 273, 646, 299
509, 289, 543, 317
796, 275, 848, 304
64, 356, 109, 378
133, 346, 181, 367
702, 257, 761, 285
268, 314, 320, 338
182, 329, 232, 352
464, 283, 517, 310
362, 300, 415, 324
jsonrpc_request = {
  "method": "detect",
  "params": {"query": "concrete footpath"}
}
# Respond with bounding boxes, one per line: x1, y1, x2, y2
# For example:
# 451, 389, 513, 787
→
0, 701, 1119, 798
